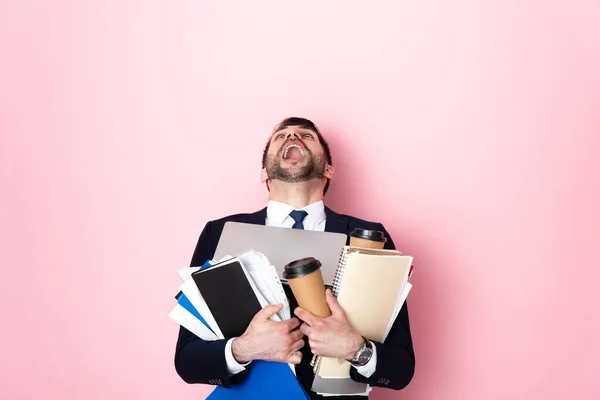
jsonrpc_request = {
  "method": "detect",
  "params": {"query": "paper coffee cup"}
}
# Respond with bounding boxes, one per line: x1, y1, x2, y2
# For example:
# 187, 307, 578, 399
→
283, 257, 331, 318
349, 228, 387, 249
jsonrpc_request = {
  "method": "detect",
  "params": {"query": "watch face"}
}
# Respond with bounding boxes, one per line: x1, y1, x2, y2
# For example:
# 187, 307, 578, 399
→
352, 345, 373, 366
358, 348, 373, 364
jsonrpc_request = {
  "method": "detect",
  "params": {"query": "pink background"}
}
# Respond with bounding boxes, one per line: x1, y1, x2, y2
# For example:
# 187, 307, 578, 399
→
1, 1, 599, 399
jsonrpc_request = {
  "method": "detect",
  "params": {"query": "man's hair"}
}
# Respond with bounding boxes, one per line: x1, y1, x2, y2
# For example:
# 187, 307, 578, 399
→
261, 117, 333, 195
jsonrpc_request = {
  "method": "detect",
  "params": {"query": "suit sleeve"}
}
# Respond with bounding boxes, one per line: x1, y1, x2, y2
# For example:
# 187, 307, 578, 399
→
174, 221, 249, 388
349, 222, 416, 390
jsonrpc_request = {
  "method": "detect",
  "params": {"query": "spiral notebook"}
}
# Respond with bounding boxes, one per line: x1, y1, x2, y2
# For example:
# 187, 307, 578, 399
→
316, 246, 413, 381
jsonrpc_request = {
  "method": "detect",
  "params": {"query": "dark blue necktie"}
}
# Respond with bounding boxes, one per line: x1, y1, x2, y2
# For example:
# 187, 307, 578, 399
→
289, 210, 308, 230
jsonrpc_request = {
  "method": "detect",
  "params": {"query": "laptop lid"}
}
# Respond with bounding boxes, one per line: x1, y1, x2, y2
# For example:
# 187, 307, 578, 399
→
214, 221, 348, 285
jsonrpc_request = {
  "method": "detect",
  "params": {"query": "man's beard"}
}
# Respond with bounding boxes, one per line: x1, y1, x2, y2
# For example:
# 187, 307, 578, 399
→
265, 148, 327, 183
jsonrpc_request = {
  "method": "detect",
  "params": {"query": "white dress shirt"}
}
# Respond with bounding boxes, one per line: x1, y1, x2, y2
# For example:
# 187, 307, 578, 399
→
224, 200, 377, 378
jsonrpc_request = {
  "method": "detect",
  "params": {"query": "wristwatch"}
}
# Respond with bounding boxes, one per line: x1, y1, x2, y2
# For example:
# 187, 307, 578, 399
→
349, 336, 373, 367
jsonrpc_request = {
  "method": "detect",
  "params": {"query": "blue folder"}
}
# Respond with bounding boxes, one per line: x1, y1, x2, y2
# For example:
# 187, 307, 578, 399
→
207, 360, 310, 399
177, 292, 215, 334
200, 259, 213, 270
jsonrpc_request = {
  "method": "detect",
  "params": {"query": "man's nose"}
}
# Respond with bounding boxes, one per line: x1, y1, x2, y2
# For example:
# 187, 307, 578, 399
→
287, 132, 298, 140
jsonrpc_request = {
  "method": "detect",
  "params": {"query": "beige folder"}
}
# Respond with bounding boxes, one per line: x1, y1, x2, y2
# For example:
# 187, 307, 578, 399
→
318, 247, 413, 378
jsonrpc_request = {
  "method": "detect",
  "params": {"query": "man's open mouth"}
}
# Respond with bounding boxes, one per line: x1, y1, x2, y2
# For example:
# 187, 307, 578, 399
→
282, 143, 306, 160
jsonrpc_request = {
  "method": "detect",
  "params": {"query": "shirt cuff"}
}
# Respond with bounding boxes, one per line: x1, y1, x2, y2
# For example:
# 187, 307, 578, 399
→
225, 338, 251, 375
354, 341, 377, 378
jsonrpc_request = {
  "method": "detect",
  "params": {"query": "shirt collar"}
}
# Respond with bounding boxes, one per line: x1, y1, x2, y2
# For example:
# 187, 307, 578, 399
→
267, 200, 326, 225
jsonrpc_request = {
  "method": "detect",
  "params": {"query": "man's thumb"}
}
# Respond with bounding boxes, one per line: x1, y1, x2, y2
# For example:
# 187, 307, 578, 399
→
256, 304, 283, 320
325, 289, 343, 314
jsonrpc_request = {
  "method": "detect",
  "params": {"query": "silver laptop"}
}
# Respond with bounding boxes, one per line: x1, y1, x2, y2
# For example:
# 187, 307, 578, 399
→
214, 221, 348, 285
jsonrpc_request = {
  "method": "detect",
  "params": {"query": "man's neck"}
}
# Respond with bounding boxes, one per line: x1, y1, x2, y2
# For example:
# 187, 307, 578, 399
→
267, 180, 324, 209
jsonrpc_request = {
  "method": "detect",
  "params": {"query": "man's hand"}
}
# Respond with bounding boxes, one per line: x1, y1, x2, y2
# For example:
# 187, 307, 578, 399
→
295, 289, 364, 360
231, 304, 304, 364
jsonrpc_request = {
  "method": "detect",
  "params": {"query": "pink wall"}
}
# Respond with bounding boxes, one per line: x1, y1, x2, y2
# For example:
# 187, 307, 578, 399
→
1, 1, 599, 399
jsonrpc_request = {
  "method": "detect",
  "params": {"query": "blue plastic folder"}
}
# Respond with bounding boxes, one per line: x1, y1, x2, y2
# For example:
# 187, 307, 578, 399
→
176, 292, 215, 334
200, 259, 212, 270
207, 361, 310, 399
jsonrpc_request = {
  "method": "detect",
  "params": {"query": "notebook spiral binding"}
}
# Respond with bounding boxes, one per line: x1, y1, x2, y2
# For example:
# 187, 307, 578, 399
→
331, 246, 349, 297
311, 246, 350, 372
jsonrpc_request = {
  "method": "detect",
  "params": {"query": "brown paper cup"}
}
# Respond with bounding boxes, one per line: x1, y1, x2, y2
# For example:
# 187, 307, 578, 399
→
283, 257, 331, 318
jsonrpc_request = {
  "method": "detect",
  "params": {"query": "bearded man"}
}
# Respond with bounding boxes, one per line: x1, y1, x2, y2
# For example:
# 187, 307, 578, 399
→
174, 117, 415, 399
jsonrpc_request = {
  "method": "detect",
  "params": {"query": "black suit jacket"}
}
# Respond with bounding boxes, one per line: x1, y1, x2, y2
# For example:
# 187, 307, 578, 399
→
174, 206, 415, 399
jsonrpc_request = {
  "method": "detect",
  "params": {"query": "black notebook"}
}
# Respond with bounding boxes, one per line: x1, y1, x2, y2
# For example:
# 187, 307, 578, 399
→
191, 258, 262, 338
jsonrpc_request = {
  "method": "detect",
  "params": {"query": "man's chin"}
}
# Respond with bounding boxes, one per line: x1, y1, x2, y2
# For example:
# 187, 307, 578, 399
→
275, 162, 309, 175
266, 161, 324, 183
268, 171, 314, 183
280, 159, 309, 168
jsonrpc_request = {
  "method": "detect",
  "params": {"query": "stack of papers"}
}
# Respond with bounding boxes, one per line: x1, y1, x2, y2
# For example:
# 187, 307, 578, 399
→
169, 250, 290, 340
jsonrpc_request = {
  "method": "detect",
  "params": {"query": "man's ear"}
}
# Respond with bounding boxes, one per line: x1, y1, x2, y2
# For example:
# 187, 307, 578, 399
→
261, 168, 268, 183
323, 164, 336, 180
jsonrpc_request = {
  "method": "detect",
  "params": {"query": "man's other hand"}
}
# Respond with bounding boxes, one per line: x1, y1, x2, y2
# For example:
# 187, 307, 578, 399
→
294, 289, 363, 360
231, 304, 304, 364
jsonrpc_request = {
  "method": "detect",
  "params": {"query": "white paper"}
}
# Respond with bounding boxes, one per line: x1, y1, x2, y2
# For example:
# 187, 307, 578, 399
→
382, 282, 412, 341
168, 304, 219, 341
178, 266, 201, 282
238, 250, 291, 321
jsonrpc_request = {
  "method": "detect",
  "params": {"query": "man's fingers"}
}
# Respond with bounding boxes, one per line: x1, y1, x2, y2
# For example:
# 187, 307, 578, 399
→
255, 304, 283, 321
300, 322, 312, 336
284, 317, 300, 331
286, 351, 303, 364
294, 307, 316, 326
290, 328, 304, 342
290, 338, 305, 353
